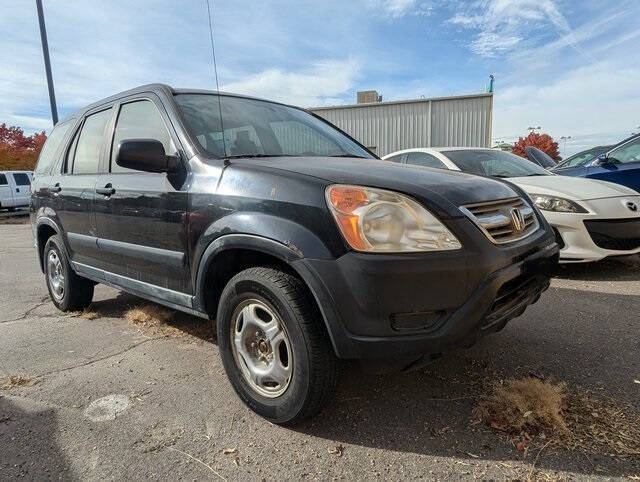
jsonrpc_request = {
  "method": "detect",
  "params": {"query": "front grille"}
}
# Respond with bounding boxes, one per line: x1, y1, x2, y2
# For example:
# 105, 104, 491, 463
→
461, 197, 539, 244
584, 218, 640, 251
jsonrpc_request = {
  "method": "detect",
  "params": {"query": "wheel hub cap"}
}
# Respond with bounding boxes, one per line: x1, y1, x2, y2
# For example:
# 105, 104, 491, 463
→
230, 300, 292, 398
47, 251, 65, 301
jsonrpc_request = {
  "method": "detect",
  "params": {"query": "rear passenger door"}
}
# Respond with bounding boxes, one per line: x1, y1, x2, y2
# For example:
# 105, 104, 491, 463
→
11, 173, 31, 206
54, 107, 113, 268
94, 96, 190, 294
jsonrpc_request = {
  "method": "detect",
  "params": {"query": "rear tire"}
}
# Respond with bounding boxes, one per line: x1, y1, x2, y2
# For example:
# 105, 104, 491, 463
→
44, 235, 94, 311
216, 267, 339, 425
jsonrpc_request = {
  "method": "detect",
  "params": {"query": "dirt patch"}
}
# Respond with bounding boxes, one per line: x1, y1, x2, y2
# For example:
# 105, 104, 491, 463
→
124, 305, 214, 342
71, 308, 99, 320
475, 377, 640, 458
1, 375, 38, 389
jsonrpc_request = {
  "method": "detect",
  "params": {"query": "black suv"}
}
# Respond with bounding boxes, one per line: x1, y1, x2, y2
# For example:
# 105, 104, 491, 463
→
31, 84, 558, 424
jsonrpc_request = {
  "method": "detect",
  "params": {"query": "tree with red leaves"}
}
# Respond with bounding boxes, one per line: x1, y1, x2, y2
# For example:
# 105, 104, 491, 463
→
0, 123, 47, 170
512, 132, 560, 161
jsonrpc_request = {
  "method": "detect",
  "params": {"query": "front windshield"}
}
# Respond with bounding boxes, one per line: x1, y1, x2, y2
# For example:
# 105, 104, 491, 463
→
442, 149, 552, 178
175, 93, 373, 159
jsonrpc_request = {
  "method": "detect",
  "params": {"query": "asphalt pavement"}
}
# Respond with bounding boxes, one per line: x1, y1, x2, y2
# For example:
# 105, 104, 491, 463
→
1, 222, 639, 480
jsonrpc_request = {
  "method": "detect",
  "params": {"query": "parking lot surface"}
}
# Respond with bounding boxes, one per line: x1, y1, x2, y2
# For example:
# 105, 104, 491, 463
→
1, 222, 639, 480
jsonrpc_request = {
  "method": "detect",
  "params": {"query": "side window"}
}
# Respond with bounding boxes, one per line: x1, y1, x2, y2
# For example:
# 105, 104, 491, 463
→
610, 138, 640, 164
0, 174, 7, 185
406, 152, 448, 169
111, 100, 174, 173
34, 121, 71, 175
386, 154, 405, 163
70, 108, 112, 174
12, 173, 31, 186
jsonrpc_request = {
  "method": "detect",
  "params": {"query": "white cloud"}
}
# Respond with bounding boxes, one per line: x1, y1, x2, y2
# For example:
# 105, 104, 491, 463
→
223, 59, 361, 107
366, 0, 433, 18
449, 0, 570, 57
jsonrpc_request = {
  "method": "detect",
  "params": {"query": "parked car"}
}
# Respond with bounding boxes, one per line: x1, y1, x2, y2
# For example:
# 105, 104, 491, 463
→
525, 146, 557, 169
384, 148, 640, 262
552, 134, 640, 193
32, 84, 558, 424
0, 171, 33, 210
552, 145, 612, 171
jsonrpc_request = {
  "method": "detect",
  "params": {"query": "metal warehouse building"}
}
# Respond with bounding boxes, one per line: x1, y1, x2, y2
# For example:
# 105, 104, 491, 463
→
310, 91, 493, 157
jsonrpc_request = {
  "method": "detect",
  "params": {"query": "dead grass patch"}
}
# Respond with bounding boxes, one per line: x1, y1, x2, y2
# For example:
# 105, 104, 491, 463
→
475, 377, 640, 457
1, 375, 38, 389
123, 304, 213, 342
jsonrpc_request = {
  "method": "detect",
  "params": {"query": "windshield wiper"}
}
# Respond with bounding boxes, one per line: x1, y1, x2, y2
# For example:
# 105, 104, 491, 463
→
223, 154, 295, 159
328, 154, 368, 158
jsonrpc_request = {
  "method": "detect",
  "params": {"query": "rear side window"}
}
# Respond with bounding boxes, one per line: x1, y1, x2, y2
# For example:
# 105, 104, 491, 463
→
12, 173, 31, 186
0, 174, 7, 185
406, 152, 447, 169
70, 108, 112, 174
386, 154, 405, 163
35, 121, 71, 175
110, 100, 173, 173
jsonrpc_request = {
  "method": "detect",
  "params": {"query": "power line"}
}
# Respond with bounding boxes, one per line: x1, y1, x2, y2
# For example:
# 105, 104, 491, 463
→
205, 0, 226, 155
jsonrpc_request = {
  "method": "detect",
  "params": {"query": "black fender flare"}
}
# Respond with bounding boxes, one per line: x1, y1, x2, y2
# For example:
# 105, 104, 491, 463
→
35, 217, 65, 272
192, 233, 351, 357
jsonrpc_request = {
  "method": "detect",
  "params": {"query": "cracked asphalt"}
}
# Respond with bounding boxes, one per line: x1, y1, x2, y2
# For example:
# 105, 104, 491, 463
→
1, 222, 639, 480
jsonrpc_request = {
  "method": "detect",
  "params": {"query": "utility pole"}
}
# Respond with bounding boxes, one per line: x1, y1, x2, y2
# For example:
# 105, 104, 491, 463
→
36, 0, 58, 125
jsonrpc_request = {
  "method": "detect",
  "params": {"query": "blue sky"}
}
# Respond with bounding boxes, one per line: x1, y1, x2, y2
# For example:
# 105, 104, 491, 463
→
1, 0, 639, 156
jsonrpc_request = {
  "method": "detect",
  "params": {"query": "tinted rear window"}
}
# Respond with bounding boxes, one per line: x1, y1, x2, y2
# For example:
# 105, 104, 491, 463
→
0, 174, 7, 185
35, 121, 72, 175
12, 173, 30, 186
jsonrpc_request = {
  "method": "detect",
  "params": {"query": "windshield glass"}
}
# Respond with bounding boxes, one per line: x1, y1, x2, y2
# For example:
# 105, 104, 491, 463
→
175, 94, 373, 159
442, 149, 552, 178
555, 147, 608, 169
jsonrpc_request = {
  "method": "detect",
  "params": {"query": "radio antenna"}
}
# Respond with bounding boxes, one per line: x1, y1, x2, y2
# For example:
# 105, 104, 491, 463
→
205, 0, 227, 156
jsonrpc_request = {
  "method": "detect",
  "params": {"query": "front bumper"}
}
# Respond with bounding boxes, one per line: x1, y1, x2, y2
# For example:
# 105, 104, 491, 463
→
293, 218, 559, 360
541, 196, 640, 263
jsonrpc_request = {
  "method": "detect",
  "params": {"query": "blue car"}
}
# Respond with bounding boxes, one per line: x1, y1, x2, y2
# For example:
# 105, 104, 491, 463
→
553, 134, 640, 193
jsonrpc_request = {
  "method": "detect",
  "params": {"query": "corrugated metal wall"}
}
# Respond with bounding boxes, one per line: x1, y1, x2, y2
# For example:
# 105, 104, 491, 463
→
311, 93, 492, 157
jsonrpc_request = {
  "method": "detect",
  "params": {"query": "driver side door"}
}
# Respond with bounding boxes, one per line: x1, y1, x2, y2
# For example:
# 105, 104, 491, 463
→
586, 137, 640, 193
93, 95, 191, 295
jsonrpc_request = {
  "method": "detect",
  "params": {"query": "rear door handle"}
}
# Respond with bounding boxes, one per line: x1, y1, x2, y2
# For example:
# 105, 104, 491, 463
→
16, 188, 19, 193
96, 183, 116, 196
50, 184, 62, 194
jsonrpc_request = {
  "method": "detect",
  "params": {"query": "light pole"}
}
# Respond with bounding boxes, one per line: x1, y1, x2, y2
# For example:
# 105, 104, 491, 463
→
36, 0, 58, 125
527, 126, 541, 134
560, 135, 572, 154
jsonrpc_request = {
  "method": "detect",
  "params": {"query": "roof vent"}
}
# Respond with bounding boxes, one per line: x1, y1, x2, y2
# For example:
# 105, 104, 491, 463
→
356, 90, 382, 104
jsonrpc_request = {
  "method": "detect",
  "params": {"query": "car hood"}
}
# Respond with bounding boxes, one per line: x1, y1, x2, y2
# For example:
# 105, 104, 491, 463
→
509, 174, 636, 201
237, 156, 520, 218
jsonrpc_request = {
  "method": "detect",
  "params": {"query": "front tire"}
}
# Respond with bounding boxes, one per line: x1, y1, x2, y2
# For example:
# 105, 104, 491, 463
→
44, 235, 94, 311
217, 267, 339, 425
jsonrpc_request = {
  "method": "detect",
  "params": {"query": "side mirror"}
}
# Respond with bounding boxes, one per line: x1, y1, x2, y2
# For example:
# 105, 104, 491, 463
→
116, 139, 180, 173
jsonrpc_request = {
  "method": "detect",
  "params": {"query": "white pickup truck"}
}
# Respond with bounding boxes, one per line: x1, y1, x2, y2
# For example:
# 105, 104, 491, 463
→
0, 171, 33, 210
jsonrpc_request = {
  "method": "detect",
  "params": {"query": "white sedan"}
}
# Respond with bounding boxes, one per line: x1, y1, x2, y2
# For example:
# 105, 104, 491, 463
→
382, 147, 640, 263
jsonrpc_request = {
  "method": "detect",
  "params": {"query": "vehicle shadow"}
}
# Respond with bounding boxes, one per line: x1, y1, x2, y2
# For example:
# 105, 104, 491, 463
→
293, 286, 640, 478
0, 397, 75, 479
88, 290, 216, 342
554, 254, 640, 281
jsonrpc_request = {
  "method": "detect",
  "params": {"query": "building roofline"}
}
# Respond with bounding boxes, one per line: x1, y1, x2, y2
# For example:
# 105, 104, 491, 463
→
310, 92, 493, 111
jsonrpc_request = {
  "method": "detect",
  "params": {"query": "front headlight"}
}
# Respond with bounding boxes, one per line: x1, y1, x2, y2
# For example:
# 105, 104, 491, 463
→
530, 194, 588, 213
325, 184, 461, 252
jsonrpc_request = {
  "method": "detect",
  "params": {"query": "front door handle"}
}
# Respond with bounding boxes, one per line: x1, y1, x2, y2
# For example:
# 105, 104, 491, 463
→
96, 183, 116, 196
16, 188, 19, 193
50, 183, 62, 194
